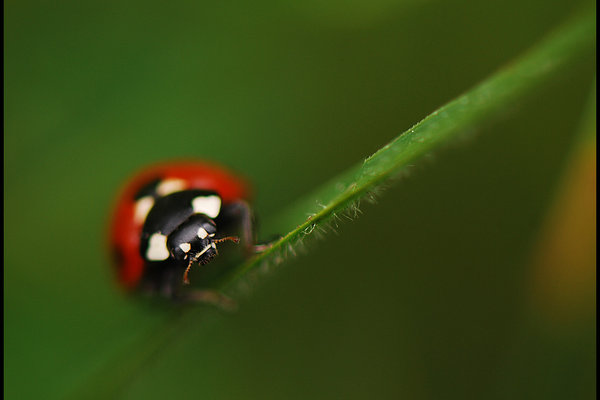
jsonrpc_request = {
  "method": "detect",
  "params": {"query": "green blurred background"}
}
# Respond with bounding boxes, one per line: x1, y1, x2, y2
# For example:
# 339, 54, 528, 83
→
4, 0, 595, 399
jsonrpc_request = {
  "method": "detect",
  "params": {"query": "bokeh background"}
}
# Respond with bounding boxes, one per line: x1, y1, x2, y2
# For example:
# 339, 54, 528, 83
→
5, 0, 595, 399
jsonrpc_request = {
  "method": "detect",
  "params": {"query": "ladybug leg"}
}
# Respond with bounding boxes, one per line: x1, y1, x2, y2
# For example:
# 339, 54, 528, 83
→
252, 237, 280, 252
219, 201, 279, 255
156, 266, 181, 298
218, 200, 255, 255
157, 266, 237, 311
178, 289, 238, 311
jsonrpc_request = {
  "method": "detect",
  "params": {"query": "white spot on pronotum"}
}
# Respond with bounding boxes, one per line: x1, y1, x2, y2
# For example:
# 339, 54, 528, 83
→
179, 243, 191, 253
134, 196, 155, 224
156, 179, 186, 196
146, 233, 170, 261
197, 227, 208, 239
192, 195, 221, 218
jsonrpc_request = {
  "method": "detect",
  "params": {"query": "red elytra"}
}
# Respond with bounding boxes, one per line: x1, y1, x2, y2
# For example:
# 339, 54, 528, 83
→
109, 161, 251, 289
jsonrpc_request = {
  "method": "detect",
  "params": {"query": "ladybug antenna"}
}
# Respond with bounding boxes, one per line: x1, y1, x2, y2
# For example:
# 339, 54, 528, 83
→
183, 258, 194, 285
213, 236, 240, 244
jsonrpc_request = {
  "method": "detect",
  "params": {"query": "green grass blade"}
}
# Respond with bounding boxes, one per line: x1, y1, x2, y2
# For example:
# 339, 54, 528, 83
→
220, 10, 595, 291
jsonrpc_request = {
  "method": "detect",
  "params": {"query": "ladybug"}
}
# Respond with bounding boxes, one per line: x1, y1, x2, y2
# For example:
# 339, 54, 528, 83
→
109, 160, 256, 301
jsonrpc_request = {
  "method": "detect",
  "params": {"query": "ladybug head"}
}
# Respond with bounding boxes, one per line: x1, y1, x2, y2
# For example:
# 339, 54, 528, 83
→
166, 214, 239, 284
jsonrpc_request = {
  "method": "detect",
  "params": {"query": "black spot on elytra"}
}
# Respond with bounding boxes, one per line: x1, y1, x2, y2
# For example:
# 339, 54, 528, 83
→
134, 178, 162, 200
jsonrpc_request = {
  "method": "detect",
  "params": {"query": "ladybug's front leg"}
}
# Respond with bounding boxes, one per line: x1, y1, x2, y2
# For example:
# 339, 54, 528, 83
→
178, 289, 238, 311
157, 267, 237, 311
219, 200, 276, 255
218, 200, 256, 255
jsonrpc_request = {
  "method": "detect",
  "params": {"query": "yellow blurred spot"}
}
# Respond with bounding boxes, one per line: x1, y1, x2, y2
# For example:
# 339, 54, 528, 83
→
530, 134, 596, 324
